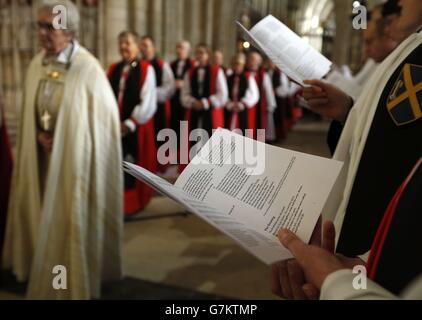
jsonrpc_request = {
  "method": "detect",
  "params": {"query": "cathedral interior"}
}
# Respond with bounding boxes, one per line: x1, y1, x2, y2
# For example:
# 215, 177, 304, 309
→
0, 0, 383, 300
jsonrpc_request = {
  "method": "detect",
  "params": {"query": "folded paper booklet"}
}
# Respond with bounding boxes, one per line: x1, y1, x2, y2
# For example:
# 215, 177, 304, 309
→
124, 129, 343, 265
237, 15, 332, 86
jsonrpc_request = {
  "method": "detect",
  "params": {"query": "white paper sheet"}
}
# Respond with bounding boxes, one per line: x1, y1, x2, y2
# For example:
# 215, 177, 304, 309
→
124, 129, 343, 264
237, 15, 332, 86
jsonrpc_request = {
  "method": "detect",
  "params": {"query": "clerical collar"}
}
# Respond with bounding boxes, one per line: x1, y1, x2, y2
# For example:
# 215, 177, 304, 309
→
43, 40, 79, 66
125, 55, 141, 68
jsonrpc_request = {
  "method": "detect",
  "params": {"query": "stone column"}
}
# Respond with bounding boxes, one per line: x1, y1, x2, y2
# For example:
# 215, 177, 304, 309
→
185, 0, 201, 46
133, 0, 148, 35
332, 0, 353, 66
162, 0, 184, 60
203, 0, 214, 46
104, 0, 129, 66
147, 0, 163, 54
215, 0, 239, 65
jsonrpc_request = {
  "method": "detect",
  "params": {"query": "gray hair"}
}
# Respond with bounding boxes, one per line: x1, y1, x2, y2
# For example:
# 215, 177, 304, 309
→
177, 40, 191, 52
38, 0, 80, 38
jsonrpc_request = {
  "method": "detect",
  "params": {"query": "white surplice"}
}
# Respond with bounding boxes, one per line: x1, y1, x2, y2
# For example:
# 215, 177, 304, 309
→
321, 270, 422, 300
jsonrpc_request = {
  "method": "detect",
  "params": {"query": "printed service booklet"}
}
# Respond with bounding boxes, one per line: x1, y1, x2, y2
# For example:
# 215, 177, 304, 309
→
124, 129, 343, 264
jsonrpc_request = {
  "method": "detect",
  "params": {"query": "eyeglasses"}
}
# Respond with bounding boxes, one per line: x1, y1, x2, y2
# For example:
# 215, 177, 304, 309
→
36, 22, 57, 32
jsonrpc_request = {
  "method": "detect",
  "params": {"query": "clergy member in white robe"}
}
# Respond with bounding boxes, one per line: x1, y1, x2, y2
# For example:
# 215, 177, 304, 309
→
246, 52, 277, 141
224, 53, 259, 133
181, 43, 228, 138
140, 36, 175, 159
2, 0, 123, 300
108, 31, 158, 216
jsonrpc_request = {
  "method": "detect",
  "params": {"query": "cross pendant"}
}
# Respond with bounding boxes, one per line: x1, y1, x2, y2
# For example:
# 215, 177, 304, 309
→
41, 110, 52, 131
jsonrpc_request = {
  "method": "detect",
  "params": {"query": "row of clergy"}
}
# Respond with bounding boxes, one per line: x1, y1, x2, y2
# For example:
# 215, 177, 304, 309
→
107, 32, 301, 215
108, 33, 301, 148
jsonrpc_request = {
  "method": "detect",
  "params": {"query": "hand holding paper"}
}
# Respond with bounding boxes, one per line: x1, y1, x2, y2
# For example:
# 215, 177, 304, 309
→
302, 80, 354, 122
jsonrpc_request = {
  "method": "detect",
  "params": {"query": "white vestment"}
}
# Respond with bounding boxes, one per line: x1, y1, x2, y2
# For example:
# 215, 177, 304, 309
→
181, 68, 229, 111
157, 61, 176, 104
321, 270, 422, 300
123, 65, 157, 132
323, 31, 422, 246
2, 45, 123, 300
354, 59, 378, 87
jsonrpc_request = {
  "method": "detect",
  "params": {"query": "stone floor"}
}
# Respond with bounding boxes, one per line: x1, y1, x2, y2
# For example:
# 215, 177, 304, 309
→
0, 119, 331, 300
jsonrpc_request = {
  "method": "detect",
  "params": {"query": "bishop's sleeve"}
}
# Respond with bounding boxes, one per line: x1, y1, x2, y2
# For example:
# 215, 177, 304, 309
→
322, 271, 422, 300
124, 66, 157, 131
207, 69, 228, 110
241, 76, 260, 109
157, 62, 176, 104
275, 73, 291, 98
263, 73, 277, 113
320, 269, 398, 300
289, 81, 301, 96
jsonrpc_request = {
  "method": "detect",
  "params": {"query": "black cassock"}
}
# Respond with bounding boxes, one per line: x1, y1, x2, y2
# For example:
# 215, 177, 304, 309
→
367, 158, 422, 295
336, 37, 422, 257
108, 59, 157, 216
170, 58, 194, 138
224, 72, 256, 132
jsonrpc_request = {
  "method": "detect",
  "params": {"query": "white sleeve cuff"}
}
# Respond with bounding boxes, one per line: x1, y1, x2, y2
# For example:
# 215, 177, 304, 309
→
202, 98, 210, 110
240, 99, 253, 109
359, 251, 371, 263
124, 119, 137, 133
320, 269, 397, 301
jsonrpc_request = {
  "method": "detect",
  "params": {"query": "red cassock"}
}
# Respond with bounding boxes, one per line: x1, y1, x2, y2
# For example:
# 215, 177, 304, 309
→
225, 71, 256, 133
185, 64, 225, 133
180, 64, 225, 172
0, 114, 13, 257
108, 60, 157, 216
286, 89, 303, 132
253, 68, 269, 136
